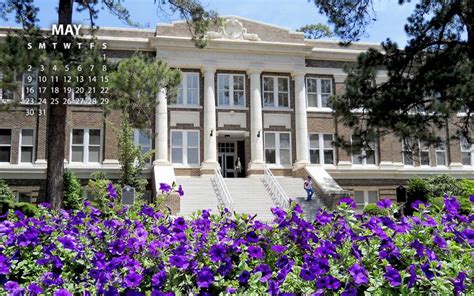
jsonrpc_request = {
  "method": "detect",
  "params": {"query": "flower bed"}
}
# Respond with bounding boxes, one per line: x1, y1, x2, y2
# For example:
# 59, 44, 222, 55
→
0, 195, 473, 295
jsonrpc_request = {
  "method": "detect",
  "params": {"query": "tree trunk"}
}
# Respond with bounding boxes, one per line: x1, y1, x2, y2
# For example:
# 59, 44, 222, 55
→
45, 0, 73, 209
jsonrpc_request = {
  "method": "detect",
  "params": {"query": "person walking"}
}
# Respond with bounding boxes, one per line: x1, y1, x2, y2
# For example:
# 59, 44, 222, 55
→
304, 176, 314, 201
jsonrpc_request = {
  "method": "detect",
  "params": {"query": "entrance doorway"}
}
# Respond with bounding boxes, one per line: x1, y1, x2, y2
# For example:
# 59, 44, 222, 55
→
218, 140, 246, 178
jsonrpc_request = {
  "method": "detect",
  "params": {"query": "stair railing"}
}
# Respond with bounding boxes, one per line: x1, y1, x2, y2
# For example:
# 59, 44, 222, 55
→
213, 166, 234, 211
262, 165, 290, 209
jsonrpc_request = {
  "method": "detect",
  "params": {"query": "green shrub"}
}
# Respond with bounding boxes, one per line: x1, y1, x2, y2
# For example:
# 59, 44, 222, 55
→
63, 170, 84, 210
14, 202, 39, 217
406, 177, 429, 201
426, 174, 463, 198
363, 203, 381, 215
459, 179, 474, 198
0, 179, 15, 202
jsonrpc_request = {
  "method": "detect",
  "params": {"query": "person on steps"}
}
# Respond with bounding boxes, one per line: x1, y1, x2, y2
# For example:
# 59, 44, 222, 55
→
304, 176, 314, 201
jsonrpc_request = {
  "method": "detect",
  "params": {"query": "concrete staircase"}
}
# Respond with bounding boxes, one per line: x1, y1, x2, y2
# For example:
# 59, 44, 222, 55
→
224, 177, 276, 221
274, 177, 325, 221
176, 176, 219, 217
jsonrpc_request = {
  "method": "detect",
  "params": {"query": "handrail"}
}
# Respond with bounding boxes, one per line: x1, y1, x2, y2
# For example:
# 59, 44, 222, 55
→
213, 166, 234, 211
262, 165, 290, 209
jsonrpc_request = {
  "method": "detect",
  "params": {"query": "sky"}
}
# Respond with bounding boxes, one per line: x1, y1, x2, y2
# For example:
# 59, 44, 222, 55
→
0, 0, 417, 46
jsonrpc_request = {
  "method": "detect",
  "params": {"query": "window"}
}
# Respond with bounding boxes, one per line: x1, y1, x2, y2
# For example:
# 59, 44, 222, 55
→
309, 134, 335, 165
20, 129, 34, 163
460, 136, 473, 166
0, 129, 12, 163
354, 190, 378, 210
351, 135, 377, 165
171, 130, 199, 165
435, 140, 447, 166
132, 129, 152, 163
264, 132, 291, 165
419, 141, 431, 166
263, 76, 289, 108
0, 71, 15, 102
306, 78, 333, 108
401, 138, 415, 166
21, 69, 38, 104
18, 192, 32, 203
176, 72, 199, 106
71, 129, 101, 163
217, 74, 245, 107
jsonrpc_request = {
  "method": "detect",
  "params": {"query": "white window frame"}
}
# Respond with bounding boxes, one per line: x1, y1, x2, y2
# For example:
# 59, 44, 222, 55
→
309, 133, 335, 165
19, 128, 35, 164
435, 140, 447, 166
132, 129, 153, 164
306, 77, 333, 110
175, 72, 200, 106
217, 73, 246, 107
70, 128, 102, 164
264, 131, 292, 166
460, 137, 473, 166
262, 75, 290, 109
418, 140, 431, 166
354, 190, 378, 209
170, 130, 200, 166
0, 128, 12, 163
351, 136, 377, 166
401, 138, 415, 166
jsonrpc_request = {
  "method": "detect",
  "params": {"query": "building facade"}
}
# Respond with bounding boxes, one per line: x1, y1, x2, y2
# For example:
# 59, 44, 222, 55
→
0, 17, 473, 208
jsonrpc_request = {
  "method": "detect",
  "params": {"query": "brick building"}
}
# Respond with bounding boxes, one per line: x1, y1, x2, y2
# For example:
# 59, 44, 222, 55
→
0, 17, 472, 212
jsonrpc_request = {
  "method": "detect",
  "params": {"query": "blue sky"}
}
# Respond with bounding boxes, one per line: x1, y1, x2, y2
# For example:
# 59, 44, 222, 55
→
0, 0, 417, 45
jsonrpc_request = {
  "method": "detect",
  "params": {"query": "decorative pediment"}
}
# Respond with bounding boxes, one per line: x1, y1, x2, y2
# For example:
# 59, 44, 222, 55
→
207, 18, 260, 41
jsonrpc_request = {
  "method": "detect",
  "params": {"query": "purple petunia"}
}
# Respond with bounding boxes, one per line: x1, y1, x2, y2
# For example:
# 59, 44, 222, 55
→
5, 281, 23, 293
159, 183, 172, 193
433, 235, 448, 249
177, 185, 184, 197
376, 198, 393, 209
197, 267, 214, 288
238, 270, 250, 285
348, 263, 369, 285
407, 264, 417, 288
338, 197, 356, 209
248, 246, 263, 259
54, 289, 72, 296
107, 182, 118, 199
58, 235, 76, 250
270, 245, 287, 254
452, 271, 467, 295
152, 270, 167, 289
169, 255, 189, 269
254, 264, 273, 282
300, 268, 315, 281
384, 265, 402, 287
444, 196, 460, 215
125, 271, 143, 288
209, 244, 227, 262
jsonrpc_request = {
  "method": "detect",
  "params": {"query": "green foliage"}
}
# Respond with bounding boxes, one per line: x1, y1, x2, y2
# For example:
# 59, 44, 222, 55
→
0, 179, 15, 202
109, 54, 182, 129
297, 24, 333, 39
459, 179, 474, 198
426, 174, 464, 198
63, 170, 84, 210
363, 203, 381, 215
406, 177, 429, 201
86, 174, 119, 214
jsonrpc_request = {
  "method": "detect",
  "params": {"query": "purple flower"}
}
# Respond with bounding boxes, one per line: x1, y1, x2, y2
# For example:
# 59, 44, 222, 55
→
384, 266, 401, 287
268, 280, 280, 296
254, 264, 272, 282
376, 198, 393, 209
172, 217, 187, 232
338, 197, 356, 209
300, 269, 315, 281
452, 271, 467, 295
433, 235, 448, 249
54, 289, 72, 296
469, 195, 474, 203
410, 239, 425, 257
444, 196, 459, 215
152, 270, 167, 289
341, 288, 357, 296
315, 209, 333, 225
270, 245, 287, 253
107, 182, 118, 199
246, 231, 259, 243
316, 275, 340, 290
238, 270, 250, 285
109, 240, 126, 255
248, 246, 263, 259
197, 267, 214, 288
411, 200, 428, 210
159, 183, 172, 193
407, 264, 417, 288
5, 281, 22, 293
177, 185, 184, 197
58, 235, 76, 250
125, 271, 143, 288
209, 244, 227, 262
421, 261, 435, 280
226, 287, 236, 294
169, 255, 189, 269
349, 263, 369, 285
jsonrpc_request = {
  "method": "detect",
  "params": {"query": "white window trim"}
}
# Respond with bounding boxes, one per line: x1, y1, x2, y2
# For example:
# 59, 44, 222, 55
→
217, 73, 246, 107
70, 128, 103, 164
18, 128, 35, 164
460, 137, 473, 166
170, 129, 200, 166
264, 131, 292, 166
0, 128, 12, 163
309, 133, 335, 165
262, 75, 290, 109
354, 190, 379, 208
174, 72, 200, 106
132, 129, 153, 165
305, 77, 333, 110
351, 136, 378, 166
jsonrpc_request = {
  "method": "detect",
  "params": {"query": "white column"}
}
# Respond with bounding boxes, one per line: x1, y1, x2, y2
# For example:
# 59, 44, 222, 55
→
293, 71, 310, 168
248, 69, 264, 171
201, 66, 218, 169
155, 87, 168, 164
